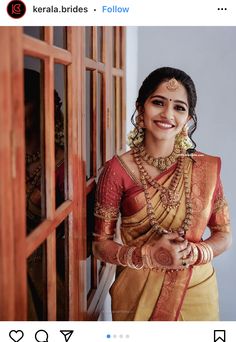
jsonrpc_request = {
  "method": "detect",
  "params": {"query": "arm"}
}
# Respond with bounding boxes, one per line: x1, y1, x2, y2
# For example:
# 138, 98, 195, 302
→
92, 158, 143, 268
205, 179, 232, 256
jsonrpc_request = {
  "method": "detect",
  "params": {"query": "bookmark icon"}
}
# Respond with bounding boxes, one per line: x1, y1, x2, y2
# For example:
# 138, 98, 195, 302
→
60, 331, 74, 342
214, 330, 226, 342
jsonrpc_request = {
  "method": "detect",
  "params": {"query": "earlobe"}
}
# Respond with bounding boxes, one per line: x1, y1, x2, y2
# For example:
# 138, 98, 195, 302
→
136, 113, 144, 128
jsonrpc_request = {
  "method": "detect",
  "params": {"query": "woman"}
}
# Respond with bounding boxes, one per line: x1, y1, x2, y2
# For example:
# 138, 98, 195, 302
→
93, 67, 232, 321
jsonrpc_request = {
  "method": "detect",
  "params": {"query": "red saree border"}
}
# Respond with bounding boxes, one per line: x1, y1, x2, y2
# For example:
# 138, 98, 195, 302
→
150, 268, 193, 321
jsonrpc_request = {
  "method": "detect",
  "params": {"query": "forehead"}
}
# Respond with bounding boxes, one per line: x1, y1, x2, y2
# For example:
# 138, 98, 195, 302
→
149, 81, 188, 102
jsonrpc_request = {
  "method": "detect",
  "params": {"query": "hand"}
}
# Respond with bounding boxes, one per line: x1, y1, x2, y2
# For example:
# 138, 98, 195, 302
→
145, 232, 192, 270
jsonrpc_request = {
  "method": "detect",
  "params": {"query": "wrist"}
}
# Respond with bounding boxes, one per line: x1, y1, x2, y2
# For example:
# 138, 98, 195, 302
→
117, 245, 144, 269
191, 241, 214, 265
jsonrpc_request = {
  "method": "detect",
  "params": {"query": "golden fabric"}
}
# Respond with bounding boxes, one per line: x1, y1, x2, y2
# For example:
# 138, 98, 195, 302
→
94, 152, 230, 321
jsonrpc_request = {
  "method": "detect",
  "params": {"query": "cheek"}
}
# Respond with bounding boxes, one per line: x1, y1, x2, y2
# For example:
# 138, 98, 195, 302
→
176, 113, 188, 127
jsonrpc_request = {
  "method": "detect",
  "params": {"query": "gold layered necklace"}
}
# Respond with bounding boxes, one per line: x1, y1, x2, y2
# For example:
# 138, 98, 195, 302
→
132, 146, 193, 236
138, 143, 181, 171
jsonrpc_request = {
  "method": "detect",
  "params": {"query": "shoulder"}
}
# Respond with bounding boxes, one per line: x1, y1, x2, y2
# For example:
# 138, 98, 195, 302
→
98, 154, 126, 183
192, 150, 221, 172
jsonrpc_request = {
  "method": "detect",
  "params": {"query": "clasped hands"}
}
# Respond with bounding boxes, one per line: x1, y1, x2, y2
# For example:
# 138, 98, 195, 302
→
142, 232, 193, 271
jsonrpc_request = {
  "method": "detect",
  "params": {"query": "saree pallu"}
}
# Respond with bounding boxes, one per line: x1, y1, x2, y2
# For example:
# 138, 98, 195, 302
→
94, 152, 230, 321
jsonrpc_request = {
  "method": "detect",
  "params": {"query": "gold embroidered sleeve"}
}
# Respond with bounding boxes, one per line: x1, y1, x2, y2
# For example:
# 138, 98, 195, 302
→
208, 179, 231, 233
93, 157, 123, 241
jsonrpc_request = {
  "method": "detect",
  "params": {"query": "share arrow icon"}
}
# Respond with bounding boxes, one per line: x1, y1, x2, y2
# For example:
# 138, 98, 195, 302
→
60, 330, 74, 342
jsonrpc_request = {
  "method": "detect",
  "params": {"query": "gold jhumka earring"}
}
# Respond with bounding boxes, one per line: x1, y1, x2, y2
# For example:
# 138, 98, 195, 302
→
127, 114, 145, 147
175, 125, 193, 151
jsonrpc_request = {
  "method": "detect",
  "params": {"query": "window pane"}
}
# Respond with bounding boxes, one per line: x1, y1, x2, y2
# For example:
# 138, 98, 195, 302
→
97, 27, 103, 62
86, 70, 94, 180
24, 27, 44, 40
27, 241, 47, 320
111, 76, 116, 155
112, 27, 116, 67
87, 188, 96, 296
53, 27, 67, 49
24, 57, 46, 234
119, 77, 123, 150
119, 28, 123, 68
56, 219, 69, 320
54, 64, 68, 208
85, 27, 93, 59
97, 73, 104, 169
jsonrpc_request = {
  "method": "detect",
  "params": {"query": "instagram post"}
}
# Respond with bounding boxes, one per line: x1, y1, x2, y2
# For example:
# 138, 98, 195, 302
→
0, 1, 236, 341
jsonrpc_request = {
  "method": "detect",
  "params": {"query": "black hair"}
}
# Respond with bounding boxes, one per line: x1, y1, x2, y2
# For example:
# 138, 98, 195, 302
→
131, 67, 197, 154
24, 68, 64, 147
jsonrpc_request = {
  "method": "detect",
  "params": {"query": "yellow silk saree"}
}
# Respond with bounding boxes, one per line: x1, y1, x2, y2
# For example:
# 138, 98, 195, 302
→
94, 152, 230, 321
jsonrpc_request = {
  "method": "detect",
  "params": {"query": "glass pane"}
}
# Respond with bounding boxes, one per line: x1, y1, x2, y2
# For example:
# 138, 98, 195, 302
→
112, 27, 116, 67
85, 27, 93, 59
97, 27, 103, 62
24, 27, 44, 40
119, 77, 123, 150
54, 64, 68, 208
24, 58, 46, 234
56, 219, 69, 320
87, 187, 96, 296
97, 73, 104, 170
53, 27, 67, 49
119, 28, 123, 68
111, 76, 116, 155
27, 241, 47, 320
86, 70, 94, 180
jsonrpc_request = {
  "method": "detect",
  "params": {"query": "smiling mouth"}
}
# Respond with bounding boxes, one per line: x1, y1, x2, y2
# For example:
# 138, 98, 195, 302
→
153, 120, 175, 129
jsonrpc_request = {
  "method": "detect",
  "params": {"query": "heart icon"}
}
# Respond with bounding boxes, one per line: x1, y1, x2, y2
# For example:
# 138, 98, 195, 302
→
9, 330, 24, 342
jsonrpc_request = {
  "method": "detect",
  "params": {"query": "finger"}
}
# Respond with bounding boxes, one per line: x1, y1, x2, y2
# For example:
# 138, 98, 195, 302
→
178, 241, 189, 252
166, 232, 180, 240
180, 243, 192, 258
180, 255, 192, 268
174, 236, 185, 243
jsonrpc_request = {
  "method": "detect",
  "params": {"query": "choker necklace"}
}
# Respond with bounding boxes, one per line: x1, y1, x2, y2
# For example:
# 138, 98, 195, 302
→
132, 148, 193, 236
138, 143, 182, 171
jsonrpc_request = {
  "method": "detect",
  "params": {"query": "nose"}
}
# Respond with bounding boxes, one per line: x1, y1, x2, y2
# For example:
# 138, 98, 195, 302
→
161, 102, 174, 120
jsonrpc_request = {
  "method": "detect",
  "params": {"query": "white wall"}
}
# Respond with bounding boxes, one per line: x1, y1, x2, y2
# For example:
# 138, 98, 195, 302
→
135, 27, 236, 320
126, 27, 139, 149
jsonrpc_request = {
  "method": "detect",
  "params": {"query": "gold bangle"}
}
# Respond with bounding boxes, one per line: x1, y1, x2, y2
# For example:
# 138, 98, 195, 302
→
189, 242, 199, 265
200, 242, 214, 263
116, 246, 127, 267
127, 247, 144, 270
141, 244, 153, 269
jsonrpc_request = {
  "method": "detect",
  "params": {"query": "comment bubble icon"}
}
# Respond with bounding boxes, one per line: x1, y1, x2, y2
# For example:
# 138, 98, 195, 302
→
35, 330, 49, 342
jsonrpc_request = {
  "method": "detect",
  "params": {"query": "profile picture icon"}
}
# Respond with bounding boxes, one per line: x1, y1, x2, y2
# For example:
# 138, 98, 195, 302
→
7, 0, 26, 19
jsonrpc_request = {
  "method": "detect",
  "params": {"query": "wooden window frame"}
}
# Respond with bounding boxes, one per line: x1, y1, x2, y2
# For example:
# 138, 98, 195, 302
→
0, 26, 126, 321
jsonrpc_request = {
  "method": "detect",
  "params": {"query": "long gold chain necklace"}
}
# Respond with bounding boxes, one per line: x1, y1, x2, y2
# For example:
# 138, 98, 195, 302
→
132, 147, 193, 236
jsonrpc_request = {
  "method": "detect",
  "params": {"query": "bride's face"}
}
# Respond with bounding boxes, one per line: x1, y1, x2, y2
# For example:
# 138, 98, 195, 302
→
141, 81, 190, 142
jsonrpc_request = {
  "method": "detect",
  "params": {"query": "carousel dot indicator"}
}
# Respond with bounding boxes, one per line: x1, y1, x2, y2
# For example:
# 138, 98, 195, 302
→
107, 334, 111, 338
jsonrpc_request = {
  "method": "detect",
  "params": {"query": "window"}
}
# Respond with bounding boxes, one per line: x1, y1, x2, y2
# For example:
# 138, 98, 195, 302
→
0, 26, 126, 321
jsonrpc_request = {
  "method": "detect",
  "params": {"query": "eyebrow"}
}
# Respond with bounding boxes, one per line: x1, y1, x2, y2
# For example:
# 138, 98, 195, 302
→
150, 95, 189, 108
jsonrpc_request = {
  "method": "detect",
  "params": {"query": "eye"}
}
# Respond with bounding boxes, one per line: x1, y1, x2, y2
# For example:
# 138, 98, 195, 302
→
175, 105, 186, 112
152, 99, 164, 106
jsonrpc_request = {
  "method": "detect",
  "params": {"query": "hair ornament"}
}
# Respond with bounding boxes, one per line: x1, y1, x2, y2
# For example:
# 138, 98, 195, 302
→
166, 78, 179, 91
